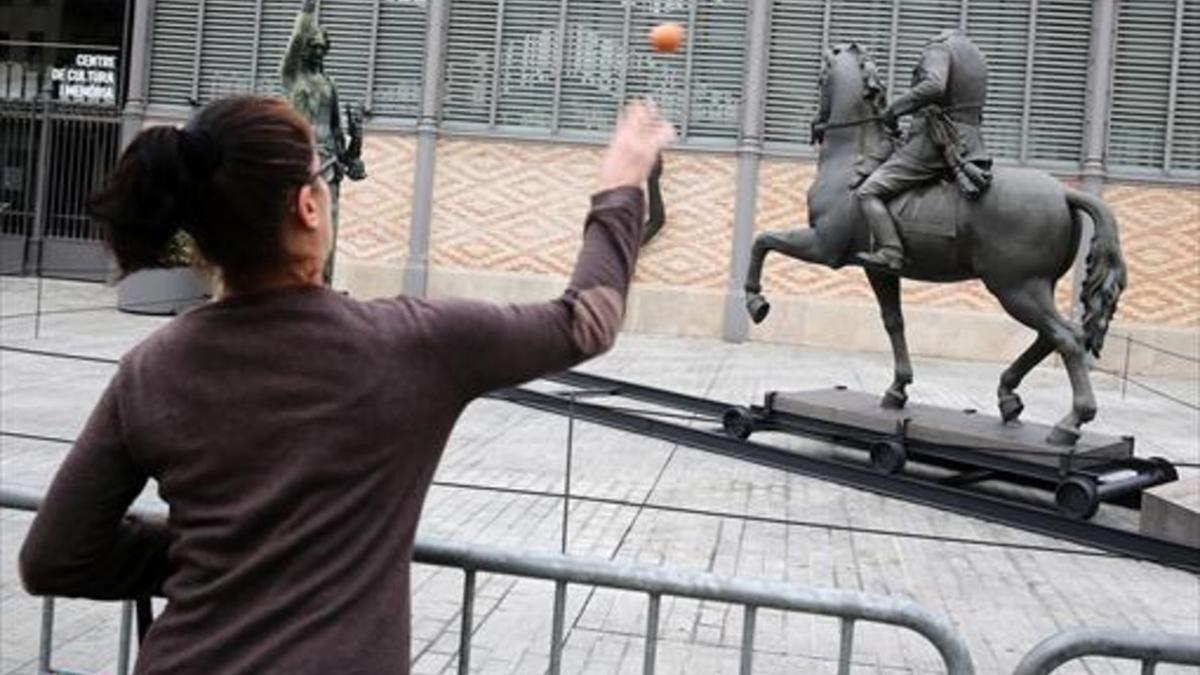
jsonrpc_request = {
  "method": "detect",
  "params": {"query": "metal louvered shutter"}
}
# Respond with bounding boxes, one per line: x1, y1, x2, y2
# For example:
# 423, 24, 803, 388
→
148, 0, 200, 105
968, 0, 1031, 160
1026, 0, 1089, 165
625, 3, 691, 130
1175, 1, 1200, 172
255, 0, 298, 96
443, 0, 499, 125
495, 1, 560, 129
373, 1, 426, 118
685, 0, 747, 140
558, 1, 627, 133
763, 0, 825, 147
1110, 0, 1175, 170
316, 0, 375, 110
198, 1, 258, 101
828, 0, 893, 61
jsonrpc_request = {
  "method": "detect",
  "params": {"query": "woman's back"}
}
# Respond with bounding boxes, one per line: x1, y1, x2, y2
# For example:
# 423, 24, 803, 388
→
127, 288, 453, 672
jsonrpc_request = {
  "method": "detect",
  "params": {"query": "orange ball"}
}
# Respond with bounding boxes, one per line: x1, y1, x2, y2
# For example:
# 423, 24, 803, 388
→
649, 22, 685, 53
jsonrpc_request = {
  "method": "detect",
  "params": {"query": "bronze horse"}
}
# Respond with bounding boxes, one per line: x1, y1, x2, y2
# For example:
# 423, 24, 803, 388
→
743, 44, 1126, 445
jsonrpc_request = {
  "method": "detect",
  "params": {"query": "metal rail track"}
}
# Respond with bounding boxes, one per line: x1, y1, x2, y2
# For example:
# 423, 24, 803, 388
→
491, 371, 1199, 574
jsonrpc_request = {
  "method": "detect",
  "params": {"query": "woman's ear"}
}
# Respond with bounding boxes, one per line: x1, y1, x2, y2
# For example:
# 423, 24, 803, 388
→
294, 184, 321, 232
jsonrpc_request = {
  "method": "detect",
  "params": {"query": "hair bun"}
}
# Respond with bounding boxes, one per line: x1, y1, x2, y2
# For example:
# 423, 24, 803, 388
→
178, 127, 223, 181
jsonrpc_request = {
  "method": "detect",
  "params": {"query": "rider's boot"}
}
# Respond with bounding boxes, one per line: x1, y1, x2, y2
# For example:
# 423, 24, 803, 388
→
856, 195, 905, 272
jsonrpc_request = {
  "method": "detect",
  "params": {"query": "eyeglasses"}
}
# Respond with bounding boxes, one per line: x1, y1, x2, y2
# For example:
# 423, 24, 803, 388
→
310, 156, 338, 184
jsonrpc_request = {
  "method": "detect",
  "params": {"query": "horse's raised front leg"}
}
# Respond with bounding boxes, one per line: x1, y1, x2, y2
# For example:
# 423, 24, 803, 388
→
996, 335, 1055, 423
866, 269, 912, 409
744, 228, 827, 324
992, 281, 1096, 445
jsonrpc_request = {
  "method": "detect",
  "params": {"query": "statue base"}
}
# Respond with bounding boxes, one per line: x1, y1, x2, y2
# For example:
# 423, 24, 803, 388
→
766, 387, 1133, 469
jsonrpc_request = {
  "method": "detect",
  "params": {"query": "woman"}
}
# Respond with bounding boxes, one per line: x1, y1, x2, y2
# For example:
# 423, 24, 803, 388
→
19, 95, 674, 673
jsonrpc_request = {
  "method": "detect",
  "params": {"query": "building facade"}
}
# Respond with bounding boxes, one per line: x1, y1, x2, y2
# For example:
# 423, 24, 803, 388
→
24, 0, 1200, 368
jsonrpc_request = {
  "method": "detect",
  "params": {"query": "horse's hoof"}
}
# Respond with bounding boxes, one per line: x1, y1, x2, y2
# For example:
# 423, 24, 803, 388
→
745, 294, 771, 324
881, 389, 907, 410
999, 394, 1024, 423
1046, 425, 1081, 446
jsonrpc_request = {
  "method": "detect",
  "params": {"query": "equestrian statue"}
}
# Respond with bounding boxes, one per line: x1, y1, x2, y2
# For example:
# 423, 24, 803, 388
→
743, 32, 1127, 446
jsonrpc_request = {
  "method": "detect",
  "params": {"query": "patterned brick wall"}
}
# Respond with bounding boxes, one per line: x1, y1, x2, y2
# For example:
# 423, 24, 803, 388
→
1104, 183, 1200, 328
427, 138, 736, 289
341, 133, 1199, 329
337, 134, 416, 264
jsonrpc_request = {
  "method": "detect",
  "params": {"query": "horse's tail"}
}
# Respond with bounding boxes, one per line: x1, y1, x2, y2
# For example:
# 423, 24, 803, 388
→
1067, 189, 1127, 358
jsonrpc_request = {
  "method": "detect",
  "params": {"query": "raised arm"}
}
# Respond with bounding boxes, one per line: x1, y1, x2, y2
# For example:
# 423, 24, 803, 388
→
281, 0, 320, 89
19, 373, 172, 600
422, 104, 675, 399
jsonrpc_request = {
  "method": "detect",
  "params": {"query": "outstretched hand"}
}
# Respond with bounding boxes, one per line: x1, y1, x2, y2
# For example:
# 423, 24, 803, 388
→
598, 102, 676, 193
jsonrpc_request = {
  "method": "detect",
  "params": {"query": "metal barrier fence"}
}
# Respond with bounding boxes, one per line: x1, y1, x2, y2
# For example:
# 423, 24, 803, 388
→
0, 484, 975, 674
1012, 627, 1200, 675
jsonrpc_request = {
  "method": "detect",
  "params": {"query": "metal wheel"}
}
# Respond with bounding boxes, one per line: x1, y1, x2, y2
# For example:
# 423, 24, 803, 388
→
722, 407, 755, 440
1055, 476, 1100, 520
869, 440, 907, 475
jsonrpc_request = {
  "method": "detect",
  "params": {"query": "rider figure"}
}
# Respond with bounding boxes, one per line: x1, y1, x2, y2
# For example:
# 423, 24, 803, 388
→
855, 28, 992, 272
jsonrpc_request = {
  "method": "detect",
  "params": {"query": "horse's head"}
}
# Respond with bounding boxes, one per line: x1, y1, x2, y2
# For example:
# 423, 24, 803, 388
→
811, 43, 887, 145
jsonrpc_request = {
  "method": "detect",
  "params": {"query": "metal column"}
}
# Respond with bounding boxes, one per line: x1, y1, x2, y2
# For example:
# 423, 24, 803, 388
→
1071, 0, 1119, 320
722, 0, 771, 342
121, 0, 155, 150
405, 0, 451, 298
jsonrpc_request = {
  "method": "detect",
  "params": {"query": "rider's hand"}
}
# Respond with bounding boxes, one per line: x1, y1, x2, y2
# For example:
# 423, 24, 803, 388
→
882, 106, 900, 133
598, 102, 676, 193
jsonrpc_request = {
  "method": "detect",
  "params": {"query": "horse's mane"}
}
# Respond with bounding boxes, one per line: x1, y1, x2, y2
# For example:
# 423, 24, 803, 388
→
823, 42, 887, 115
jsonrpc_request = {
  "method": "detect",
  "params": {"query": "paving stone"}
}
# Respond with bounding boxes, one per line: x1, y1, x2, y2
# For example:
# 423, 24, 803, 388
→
1, 278, 1197, 674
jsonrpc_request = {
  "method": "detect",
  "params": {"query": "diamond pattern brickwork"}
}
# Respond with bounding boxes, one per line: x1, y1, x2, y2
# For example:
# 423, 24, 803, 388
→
342, 136, 1198, 328
428, 139, 735, 289
1104, 183, 1199, 328
336, 134, 416, 264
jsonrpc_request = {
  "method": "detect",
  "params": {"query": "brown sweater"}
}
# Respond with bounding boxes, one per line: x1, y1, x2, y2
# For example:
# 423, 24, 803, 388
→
19, 187, 645, 674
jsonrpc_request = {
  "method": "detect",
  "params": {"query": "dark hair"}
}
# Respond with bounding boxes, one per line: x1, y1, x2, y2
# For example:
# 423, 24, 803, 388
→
90, 95, 314, 287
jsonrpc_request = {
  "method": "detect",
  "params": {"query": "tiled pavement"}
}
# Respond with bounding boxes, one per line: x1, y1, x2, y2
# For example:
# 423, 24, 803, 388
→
1, 278, 1197, 674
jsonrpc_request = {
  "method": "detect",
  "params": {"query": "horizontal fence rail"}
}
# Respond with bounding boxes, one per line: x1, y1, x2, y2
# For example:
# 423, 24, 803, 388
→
0, 484, 975, 674
1012, 627, 1200, 675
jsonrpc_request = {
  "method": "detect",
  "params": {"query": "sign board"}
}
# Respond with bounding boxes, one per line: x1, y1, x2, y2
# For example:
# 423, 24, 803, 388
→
50, 53, 118, 105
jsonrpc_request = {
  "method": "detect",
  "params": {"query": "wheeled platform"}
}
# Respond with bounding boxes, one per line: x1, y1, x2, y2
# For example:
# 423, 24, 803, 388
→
492, 370, 1195, 572
722, 387, 1176, 520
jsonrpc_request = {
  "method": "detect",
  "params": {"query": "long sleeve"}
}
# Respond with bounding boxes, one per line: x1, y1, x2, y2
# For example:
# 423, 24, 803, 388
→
889, 44, 951, 116
281, 0, 319, 89
19, 373, 171, 600
424, 186, 645, 399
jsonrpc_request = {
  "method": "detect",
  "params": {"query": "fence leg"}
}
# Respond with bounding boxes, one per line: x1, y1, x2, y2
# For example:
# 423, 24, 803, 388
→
458, 570, 475, 675
37, 597, 54, 675
643, 593, 661, 675
740, 604, 756, 675
550, 580, 567, 675
838, 617, 856, 675
118, 600, 134, 675
1141, 661, 1157, 675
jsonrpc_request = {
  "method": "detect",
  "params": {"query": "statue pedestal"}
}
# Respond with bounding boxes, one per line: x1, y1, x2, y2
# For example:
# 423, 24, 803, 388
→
767, 387, 1133, 469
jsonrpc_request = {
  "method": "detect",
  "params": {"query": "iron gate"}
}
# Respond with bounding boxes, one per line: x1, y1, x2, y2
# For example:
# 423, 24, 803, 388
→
1, 75, 121, 281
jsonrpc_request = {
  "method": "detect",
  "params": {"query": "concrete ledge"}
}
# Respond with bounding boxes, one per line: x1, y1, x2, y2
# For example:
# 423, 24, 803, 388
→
1141, 476, 1200, 548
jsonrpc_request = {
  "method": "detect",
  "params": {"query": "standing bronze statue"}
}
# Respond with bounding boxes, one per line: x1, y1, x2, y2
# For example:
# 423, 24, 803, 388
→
856, 28, 993, 272
282, 0, 367, 284
744, 40, 1127, 445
